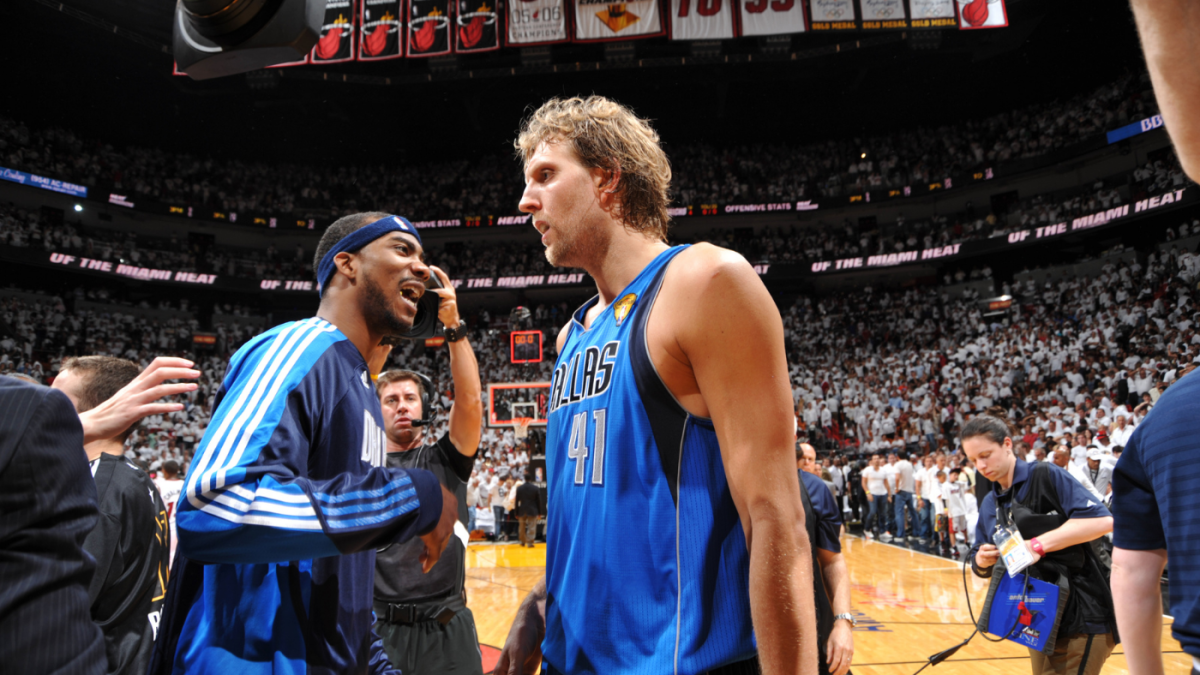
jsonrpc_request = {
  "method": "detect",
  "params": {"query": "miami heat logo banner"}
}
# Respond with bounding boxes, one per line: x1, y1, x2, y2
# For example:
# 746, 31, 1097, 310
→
573, 0, 664, 41
909, 0, 955, 28
860, 0, 906, 28
408, 0, 453, 56
808, 0, 857, 29
455, 0, 500, 52
957, 0, 1006, 28
738, 0, 807, 37
312, 0, 357, 63
668, 0, 734, 40
507, 0, 569, 44
359, 0, 403, 59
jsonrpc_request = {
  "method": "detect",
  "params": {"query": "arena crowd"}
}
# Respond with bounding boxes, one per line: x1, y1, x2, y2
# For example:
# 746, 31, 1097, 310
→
0, 74, 1157, 221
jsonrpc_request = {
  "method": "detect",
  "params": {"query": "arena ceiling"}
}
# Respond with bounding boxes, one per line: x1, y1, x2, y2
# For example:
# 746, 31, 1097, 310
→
6, 0, 1144, 165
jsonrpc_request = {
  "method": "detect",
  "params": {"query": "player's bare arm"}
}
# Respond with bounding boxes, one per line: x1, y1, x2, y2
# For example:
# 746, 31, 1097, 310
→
648, 242, 820, 675
428, 264, 483, 456
1131, 0, 1200, 181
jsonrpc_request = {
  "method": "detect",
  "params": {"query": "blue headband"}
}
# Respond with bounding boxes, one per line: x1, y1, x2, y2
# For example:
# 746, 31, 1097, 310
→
317, 215, 422, 297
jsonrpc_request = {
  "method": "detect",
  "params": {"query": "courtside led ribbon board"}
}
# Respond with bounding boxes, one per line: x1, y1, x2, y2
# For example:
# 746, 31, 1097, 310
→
317, 216, 423, 296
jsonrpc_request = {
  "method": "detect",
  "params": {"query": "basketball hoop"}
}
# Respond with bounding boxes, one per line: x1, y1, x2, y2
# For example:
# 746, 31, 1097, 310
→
514, 417, 532, 440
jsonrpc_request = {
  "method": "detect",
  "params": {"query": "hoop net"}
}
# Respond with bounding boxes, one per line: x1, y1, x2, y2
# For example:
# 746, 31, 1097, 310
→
514, 417, 533, 440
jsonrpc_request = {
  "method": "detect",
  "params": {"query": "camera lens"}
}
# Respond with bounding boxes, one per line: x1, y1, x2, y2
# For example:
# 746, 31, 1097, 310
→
181, 0, 283, 47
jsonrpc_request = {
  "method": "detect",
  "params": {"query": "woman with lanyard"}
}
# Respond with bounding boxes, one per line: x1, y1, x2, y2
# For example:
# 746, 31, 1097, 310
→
962, 414, 1117, 675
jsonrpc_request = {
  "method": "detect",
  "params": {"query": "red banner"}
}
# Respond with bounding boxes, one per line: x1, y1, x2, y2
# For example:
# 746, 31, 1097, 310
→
408, 0, 453, 55
360, 0, 404, 59
957, 0, 1006, 29
455, 0, 501, 52
312, 0, 357, 63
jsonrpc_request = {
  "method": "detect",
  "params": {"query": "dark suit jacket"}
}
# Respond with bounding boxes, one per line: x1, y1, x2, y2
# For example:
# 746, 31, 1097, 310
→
514, 481, 544, 518
0, 376, 105, 674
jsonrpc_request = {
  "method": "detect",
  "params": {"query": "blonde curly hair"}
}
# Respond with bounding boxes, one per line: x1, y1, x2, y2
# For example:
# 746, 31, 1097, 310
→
515, 96, 672, 241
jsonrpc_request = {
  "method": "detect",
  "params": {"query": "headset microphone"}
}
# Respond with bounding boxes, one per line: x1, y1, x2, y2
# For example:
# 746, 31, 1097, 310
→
410, 372, 436, 427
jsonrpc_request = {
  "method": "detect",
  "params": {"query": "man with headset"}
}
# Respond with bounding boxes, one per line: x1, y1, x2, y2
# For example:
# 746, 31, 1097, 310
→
372, 263, 485, 675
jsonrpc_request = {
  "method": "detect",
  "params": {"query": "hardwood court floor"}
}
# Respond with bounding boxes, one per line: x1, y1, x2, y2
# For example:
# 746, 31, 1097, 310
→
465, 536, 1189, 674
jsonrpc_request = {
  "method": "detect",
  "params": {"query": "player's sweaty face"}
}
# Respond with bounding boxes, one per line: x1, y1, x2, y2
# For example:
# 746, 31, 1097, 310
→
358, 233, 429, 337
519, 141, 611, 269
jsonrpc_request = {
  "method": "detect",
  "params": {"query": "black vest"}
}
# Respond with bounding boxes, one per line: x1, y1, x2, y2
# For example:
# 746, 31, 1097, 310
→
374, 435, 469, 606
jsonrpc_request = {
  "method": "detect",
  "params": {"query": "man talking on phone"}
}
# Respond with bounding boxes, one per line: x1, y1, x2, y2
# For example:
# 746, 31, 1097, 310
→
150, 212, 459, 675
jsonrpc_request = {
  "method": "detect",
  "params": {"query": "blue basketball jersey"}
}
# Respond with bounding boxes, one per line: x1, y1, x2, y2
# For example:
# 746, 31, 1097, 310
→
543, 245, 755, 675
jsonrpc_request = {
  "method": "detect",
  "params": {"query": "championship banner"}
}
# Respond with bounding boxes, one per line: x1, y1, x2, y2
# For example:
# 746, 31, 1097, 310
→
668, 0, 735, 40
957, 0, 1006, 29
455, 0, 501, 52
908, 0, 955, 28
807, 0, 856, 29
506, 0, 570, 45
573, 0, 664, 41
408, 0, 453, 56
312, 0, 357, 63
738, 0, 806, 37
359, 0, 404, 60
859, 0, 906, 28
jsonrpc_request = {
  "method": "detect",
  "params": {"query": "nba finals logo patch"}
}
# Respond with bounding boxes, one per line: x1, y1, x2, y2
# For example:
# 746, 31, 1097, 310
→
613, 293, 636, 325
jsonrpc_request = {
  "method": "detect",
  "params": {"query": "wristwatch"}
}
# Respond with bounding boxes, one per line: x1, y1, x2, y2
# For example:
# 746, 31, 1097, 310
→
443, 320, 468, 342
833, 613, 857, 627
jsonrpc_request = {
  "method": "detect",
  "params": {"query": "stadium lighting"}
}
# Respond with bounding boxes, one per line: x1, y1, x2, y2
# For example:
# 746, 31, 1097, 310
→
74, 204, 83, 212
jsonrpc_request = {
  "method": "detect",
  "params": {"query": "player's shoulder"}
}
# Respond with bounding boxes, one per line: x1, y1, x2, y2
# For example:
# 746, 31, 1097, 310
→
228, 318, 349, 383
103, 455, 162, 504
670, 242, 757, 285
661, 243, 769, 317
232, 318, 345, 365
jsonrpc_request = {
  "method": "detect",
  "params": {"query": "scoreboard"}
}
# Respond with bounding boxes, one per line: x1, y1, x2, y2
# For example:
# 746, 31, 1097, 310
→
511, 330, 544, 364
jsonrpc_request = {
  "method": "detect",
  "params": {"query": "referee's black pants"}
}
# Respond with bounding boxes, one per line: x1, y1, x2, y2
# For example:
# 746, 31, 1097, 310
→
375, 607, 484, 675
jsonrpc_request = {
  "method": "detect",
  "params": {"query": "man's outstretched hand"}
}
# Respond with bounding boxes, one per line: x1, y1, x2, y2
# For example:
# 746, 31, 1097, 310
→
78, 357, 200, 444
419, 484, 459, 573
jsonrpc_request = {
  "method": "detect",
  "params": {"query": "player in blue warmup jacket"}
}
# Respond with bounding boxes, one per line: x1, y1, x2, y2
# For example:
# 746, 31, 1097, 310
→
149, 213, 459, 675
495, 97, 819, 675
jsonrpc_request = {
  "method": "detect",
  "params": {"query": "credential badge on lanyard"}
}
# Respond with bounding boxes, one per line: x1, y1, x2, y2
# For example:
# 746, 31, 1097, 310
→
995, 500, 1034, 577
